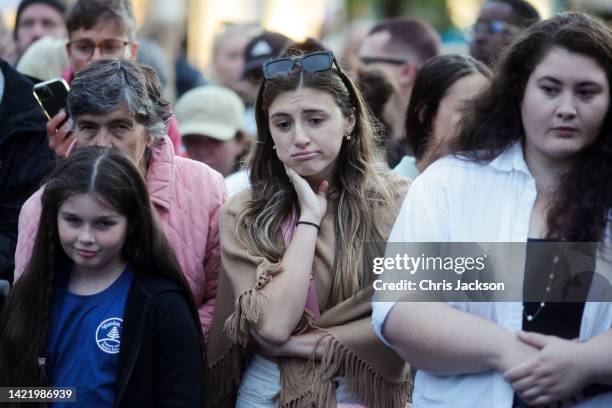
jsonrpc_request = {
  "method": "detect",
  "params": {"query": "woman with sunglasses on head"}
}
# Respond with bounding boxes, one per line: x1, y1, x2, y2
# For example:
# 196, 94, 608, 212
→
374, 13, 612, 407
207, 43, 411, 408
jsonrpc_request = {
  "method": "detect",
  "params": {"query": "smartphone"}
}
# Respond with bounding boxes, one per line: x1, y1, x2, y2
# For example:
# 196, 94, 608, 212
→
33, 78, 70, 120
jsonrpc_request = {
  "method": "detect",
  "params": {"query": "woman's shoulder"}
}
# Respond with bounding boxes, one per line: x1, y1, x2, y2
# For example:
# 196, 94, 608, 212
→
221, 188, 253, 218
424, 154, 487, 174
411, 154, 497, 189
372, 165, 411, 201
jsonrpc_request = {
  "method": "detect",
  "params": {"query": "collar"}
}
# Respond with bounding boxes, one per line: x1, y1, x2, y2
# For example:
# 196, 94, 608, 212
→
488, 140, 532, 176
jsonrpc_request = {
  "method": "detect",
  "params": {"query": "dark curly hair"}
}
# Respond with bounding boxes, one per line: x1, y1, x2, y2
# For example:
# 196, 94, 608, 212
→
452, 12, 612, 242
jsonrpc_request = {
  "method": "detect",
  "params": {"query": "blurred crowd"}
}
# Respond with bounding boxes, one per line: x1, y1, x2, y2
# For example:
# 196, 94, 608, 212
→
2, 0, 612, 407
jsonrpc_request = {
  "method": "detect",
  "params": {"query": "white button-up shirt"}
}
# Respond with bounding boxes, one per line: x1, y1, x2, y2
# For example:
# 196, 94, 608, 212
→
373, 142, 612, 407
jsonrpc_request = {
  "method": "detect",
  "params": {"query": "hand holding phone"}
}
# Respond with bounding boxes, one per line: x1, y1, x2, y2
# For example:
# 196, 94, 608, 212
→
33, 78, 70, 120
33, 78, 73, 157
46, 110, 74, 157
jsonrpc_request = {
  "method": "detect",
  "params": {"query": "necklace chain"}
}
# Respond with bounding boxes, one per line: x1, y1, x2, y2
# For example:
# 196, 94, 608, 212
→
523, 254, 559, 322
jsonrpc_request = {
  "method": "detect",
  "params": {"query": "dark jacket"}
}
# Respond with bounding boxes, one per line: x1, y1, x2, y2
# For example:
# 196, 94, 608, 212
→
0, 59, 53, 285
114, 276, 204, 408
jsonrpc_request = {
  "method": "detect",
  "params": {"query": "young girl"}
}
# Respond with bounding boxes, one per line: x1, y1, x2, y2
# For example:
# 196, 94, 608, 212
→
0, 147, 204, 407
207, 45, 411, 407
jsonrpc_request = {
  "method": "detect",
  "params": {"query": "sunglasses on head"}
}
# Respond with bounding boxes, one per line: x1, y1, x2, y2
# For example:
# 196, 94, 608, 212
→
263, 51, 340, 80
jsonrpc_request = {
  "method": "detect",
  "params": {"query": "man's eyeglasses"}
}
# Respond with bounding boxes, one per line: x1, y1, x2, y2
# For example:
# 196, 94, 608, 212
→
263, 51, 340, 80
360, 56, 408, 66
68, 38, 130, 59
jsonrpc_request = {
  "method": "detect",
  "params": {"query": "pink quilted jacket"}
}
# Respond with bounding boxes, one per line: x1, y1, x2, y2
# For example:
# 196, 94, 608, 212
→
14, 135, 226, 342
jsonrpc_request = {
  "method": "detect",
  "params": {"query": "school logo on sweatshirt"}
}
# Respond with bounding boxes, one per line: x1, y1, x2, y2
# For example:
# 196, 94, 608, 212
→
96, 317, 123, 354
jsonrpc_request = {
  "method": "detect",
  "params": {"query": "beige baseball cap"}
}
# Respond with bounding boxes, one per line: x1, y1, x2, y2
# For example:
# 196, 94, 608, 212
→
174, 85, 245, 141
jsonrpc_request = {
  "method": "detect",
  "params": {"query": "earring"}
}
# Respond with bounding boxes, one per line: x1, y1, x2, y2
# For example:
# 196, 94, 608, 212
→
273, 145, 276, 150
345, 133, 352, 140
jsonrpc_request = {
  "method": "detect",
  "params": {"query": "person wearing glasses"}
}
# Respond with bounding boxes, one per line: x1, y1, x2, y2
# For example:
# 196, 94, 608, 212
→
206, 44, 411, 407
45, 0, 181, 157
358, 17, 440, 143
374, 13, 612, 407
469, 0, 540, 67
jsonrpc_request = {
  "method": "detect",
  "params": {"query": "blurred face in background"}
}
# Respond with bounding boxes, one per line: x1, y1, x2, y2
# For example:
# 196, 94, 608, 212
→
469, 1, 518, 66
213, 31, 251, 92
67, 20, 138, 74
432, 73, 489, 146
359, 30, 414, 92
417, 72, 489, 170
183, 134, 245, 176
16, 3, 66, 57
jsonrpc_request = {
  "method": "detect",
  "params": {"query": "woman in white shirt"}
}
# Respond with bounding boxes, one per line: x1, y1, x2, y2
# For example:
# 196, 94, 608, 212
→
373, 12, 612, 408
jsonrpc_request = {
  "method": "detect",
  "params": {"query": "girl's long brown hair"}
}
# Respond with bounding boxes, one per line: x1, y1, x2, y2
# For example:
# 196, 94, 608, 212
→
236, 46, 402, 305
0, 147, 203, 388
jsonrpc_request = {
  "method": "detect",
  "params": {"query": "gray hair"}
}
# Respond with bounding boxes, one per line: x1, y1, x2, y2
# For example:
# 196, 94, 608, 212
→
68, 59, 171, 141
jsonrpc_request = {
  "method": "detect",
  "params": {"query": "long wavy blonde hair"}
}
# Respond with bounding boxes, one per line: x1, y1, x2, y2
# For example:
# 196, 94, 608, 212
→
235, 49, 402, 305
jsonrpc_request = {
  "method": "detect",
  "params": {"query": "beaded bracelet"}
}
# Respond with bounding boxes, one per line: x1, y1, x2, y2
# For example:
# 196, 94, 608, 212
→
296, 221, 320, 230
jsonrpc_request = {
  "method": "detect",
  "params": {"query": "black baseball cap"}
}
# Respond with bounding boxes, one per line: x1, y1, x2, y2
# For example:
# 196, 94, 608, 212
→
242, 31, 293, 80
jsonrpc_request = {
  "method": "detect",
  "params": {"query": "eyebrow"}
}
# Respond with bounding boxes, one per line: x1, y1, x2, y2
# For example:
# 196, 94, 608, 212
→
538, 76, 603, 87
270, 109, 327, 118
59, 210, 118, 219
76, 119, 99, 126
108, 118, 134, 125
302, 109, 328, 115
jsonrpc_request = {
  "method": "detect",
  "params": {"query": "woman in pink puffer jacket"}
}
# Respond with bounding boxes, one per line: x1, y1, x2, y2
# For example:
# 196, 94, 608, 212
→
14, 59, 225, 342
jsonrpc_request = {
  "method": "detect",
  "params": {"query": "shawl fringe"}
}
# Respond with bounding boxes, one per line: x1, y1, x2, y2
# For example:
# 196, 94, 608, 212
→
224, 260, 284, 347
205, 343, 243, 407
279, 334, 411, 408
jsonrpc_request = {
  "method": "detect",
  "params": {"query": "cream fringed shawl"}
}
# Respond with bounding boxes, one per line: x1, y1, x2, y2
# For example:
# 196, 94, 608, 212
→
206, 177, 411, 407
